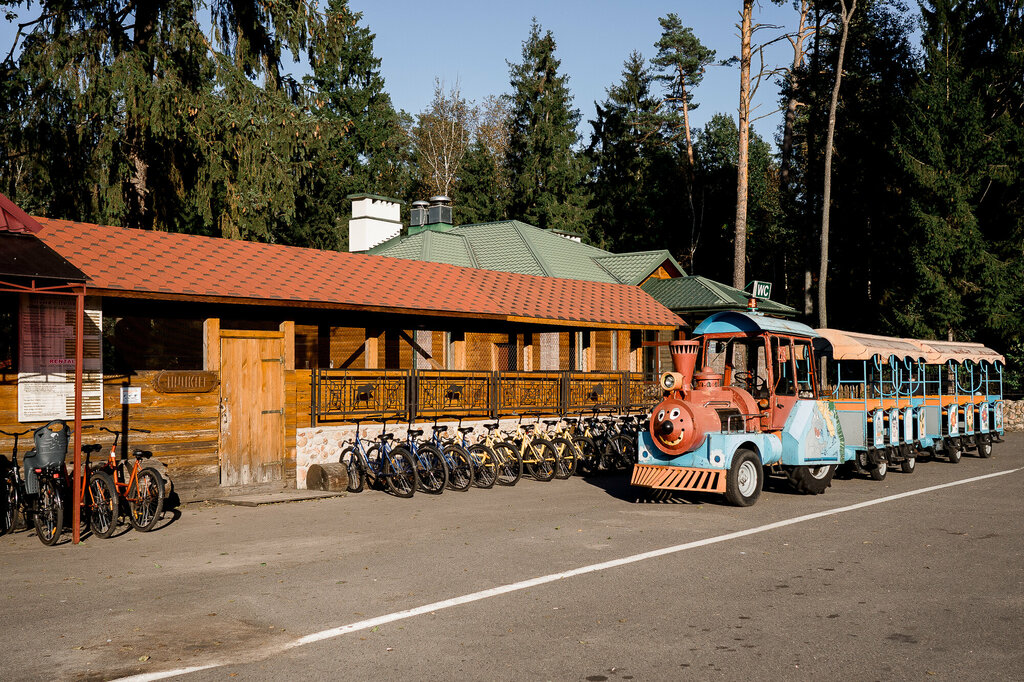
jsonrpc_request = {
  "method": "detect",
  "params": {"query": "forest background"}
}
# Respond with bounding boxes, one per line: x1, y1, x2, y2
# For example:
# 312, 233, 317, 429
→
0, 0, 1021, 390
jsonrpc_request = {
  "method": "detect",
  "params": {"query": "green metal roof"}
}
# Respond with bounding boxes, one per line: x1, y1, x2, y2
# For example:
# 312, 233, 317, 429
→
641, 276, 797, 317
594, 251, 683, 286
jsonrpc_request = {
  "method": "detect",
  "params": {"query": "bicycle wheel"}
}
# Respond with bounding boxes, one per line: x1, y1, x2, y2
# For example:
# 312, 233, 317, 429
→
573, 436, 600, 475
493, 441, 522, 486
525, 438, 557, 482
127, 467, 165, 532
363, 446, 383, 489
551, 436, 578, 479
443, 444, 473, 492
339, 447, 364, 493
33, 476, 63, 546
88, 471, 119, 538
414, 443, 448, 494
1, 472, 18, 535
612, 434, 637, 470
468, 443, 497, 489
383, 446, 417, 498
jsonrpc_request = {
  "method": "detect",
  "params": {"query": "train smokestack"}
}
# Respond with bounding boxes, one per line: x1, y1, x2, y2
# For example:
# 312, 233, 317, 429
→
668, 340, 699, 394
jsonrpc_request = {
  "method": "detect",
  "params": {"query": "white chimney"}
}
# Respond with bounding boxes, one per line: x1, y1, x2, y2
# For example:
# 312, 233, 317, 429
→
347, 193, 403, 252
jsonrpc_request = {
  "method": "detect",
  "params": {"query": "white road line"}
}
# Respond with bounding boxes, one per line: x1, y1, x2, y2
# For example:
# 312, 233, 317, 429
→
112, 467, 1021, 682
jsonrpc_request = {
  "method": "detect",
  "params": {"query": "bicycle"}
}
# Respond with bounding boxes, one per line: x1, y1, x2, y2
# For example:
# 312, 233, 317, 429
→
97, 427, 165, 532
499, 415, 559, 482
478, 419, 522, 486
23, 421, 116, 545
539, 417, 580, 479
429, 419, 473, 492
454, 418, 497, 489
0, 427, 33, 535
405, 423, 448, 494
339, 419, 419, 498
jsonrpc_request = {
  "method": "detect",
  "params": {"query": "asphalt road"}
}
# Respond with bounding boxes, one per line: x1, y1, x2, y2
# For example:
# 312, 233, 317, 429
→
1, 435, 1022, 681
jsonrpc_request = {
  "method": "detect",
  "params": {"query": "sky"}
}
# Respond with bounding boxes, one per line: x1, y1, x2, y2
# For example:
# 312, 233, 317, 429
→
350, 0, 807, 143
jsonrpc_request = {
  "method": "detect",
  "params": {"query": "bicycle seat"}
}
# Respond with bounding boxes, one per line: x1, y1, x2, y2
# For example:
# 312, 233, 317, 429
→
431, 425, 448, 432
543, 420, 559, 426
585, 417, 600, 424
408, 429, 424, 438
133, 450, 152, 459
522, 424, 535, 432
484, 423, 498, 430
381, 432, 395, 441
621, 416, 636, 423
457, 427, 475, 434
82, 444, 103, 454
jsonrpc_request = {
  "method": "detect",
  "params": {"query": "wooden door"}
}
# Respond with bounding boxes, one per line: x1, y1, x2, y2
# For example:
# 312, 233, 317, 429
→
219, 331, 285, 485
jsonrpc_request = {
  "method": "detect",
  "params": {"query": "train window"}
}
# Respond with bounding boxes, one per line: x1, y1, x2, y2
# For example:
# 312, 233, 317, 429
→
793, 340, 816, 398
771, 337, 796, 396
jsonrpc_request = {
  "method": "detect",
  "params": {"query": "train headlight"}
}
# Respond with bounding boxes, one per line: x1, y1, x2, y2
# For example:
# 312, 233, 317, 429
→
661, 372, 684, 391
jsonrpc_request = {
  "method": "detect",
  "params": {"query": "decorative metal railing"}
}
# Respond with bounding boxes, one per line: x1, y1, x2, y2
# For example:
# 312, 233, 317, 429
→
313, 370, 659, 425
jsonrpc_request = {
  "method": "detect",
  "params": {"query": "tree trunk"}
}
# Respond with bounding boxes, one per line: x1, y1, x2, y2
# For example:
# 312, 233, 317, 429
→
779, 0, 811, 191
818, 0, 856, 329
734, 0, 754, 289
127, 4, 159, 231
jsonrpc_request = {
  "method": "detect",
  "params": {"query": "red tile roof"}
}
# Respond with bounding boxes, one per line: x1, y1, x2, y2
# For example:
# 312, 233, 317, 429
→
33, 218, 683, 329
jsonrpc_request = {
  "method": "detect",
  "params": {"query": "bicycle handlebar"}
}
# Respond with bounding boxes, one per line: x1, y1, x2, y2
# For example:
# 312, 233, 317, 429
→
99, 426, 152, 435
0, 428, 33, 437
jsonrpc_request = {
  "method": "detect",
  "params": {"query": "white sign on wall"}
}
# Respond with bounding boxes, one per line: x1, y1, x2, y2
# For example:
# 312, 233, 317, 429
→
18, 294, 104, 422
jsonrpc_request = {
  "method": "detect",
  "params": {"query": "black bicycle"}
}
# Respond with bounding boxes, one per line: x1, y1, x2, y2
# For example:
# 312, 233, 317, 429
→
0, 427, 33, 535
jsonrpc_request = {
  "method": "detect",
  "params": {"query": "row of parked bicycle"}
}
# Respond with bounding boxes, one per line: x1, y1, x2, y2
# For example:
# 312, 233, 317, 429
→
339, 412, 647, 498
0, 420, 167, 546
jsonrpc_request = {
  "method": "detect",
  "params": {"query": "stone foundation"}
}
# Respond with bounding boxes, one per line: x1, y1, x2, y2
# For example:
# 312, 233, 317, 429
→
1003, 399, 1024, 431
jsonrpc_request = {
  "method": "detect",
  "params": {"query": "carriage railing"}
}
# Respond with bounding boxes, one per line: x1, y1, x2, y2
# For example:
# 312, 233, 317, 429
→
313, 369, 658, 425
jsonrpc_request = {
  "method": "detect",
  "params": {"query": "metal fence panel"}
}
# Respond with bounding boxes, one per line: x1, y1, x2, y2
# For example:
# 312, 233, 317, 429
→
415, 370, 493, 417
316, 369, 410, 422
497, 372, 562, 415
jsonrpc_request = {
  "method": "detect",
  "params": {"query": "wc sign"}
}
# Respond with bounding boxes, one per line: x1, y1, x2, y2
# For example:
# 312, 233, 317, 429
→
751, 280, 772, 300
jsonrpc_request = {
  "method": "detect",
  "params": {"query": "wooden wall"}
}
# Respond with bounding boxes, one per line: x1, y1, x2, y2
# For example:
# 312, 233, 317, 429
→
0, 371, 219, 482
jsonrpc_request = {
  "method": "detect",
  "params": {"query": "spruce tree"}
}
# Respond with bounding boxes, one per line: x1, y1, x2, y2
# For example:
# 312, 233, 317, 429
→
504, 20, 590, 234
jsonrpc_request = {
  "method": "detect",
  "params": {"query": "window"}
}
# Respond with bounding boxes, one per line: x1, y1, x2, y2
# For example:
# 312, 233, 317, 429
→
103, 316, 203, 372
793, 339, 816, 398
771, 337, 796, 396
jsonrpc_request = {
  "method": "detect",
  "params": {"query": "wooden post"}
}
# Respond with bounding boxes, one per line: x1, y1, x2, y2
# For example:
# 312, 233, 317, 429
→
204, 318, 221, 371
279, 320, 295, 370
364, 329, 379, 369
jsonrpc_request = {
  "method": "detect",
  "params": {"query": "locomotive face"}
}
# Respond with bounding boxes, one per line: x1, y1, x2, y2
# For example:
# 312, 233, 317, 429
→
650, 397, 691, 455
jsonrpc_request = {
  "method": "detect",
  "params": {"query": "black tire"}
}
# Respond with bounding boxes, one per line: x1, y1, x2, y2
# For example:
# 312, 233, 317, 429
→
975, 435, 993, 458
1, 473, 18, 535
724, 449, 763, 507
869, 459, 888, 480
612, 434, 636, 471
946, 439, 962, 464
88, 471, 119, 538
383, 446, 417, 498
469, 444, 497, 489
551, 437, 578, 479
493, 441, 522, 486
573, 436, 600, 475
340, 447, 364, 493
525, 439, 557, 482
900, 456, 917, 474
785, 464, 837, 494
33, 476, 63, 546
443, 444, 474, 492
413, 443, 448, 494
363, 446, 383, 489
127, 467, 165, 532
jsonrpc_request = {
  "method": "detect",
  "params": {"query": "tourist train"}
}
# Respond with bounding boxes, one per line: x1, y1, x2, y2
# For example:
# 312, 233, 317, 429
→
632, 308, 1005, 506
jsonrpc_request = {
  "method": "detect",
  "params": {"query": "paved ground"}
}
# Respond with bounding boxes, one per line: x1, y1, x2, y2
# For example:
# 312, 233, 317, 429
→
1, 435, 1022, 681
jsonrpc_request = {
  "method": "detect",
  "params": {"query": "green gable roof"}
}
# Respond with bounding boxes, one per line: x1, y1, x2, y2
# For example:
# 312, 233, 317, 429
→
594, 251, 682, 286
641, 276, 797, 317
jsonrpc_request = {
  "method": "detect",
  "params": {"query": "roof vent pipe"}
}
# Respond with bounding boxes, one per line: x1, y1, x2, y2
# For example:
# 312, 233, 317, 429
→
410, 200, 429, 228
427, 195, 452, 227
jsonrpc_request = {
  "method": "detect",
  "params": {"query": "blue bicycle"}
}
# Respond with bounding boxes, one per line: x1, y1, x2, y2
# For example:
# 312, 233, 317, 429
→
404, 423, 448, 494
339, 419, 418, 498
428, 418, 474, 492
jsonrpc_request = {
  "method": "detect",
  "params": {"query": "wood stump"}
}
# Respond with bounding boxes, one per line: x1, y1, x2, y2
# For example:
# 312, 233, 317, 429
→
306, 463, 348, 491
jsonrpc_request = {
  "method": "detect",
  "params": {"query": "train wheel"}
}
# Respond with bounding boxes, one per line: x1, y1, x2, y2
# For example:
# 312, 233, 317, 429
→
900, 456, 916, 474
724, 449, 763, 507
947, 440, 962, 464
869, 460, 888, 481
975, 436, 993, 458
785, 464, 836, 494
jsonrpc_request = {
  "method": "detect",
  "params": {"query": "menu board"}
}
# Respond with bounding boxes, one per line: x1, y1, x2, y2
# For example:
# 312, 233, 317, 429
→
18, 294, 103, 421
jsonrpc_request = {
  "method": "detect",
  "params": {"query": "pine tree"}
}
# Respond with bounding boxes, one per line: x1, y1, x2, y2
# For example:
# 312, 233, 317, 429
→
504, 20, 590, 234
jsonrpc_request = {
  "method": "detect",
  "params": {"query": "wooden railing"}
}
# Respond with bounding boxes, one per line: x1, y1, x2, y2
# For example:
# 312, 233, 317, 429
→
313, 370, 658, 425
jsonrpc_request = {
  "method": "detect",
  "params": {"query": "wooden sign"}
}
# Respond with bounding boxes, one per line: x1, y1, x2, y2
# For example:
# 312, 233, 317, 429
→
153, 370, 219, 394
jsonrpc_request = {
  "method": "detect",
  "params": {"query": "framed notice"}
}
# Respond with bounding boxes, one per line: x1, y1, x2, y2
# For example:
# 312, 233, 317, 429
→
18, 294, 103, 422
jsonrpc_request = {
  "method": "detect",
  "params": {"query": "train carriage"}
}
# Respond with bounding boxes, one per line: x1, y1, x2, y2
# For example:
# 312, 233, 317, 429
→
632, 307, 1006, 507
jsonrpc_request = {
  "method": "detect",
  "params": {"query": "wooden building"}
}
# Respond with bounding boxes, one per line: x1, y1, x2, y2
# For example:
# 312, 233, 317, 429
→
0, 208, 682, 492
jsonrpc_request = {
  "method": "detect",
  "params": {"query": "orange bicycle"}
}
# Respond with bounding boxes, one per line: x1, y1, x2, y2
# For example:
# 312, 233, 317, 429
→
98, 427, 165, 532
